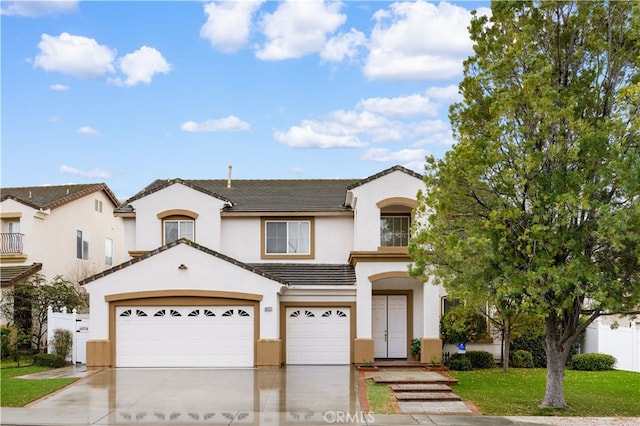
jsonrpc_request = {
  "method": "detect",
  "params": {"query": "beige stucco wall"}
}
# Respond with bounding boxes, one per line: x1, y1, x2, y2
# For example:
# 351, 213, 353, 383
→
128, 183, 227, 253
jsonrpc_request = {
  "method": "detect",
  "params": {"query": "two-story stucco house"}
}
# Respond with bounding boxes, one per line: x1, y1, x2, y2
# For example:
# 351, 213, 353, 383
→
82, 166, 445, 368
0, 184, 125, 324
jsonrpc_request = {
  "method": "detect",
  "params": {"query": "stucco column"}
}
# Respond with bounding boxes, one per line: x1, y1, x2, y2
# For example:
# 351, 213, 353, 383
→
354, 266, 374, 364
421, 278, 442, 363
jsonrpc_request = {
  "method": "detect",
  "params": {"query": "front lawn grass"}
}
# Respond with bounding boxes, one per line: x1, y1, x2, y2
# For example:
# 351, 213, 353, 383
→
365, 379, 396, 414
447, 368, 640, 417
1, 365, 78, 407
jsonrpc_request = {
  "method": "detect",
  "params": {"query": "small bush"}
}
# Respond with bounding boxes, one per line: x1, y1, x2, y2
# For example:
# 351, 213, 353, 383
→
33, 353, 66, 368
1, 327, 11, 358
467, 350, 495, 369
510, 349, 534, 368
572, 353, 617, 371
51, 328, 73, 360
447, 354, 472, 371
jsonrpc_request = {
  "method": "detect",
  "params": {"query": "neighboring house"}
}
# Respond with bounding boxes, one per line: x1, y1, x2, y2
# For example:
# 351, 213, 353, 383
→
0, 184, 125, 324
82, 166, 448, 368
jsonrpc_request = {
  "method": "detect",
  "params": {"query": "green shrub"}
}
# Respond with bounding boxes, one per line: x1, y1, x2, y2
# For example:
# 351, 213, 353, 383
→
447, 354, 472, 371
411, 338, 421, 359
51, 328, 73, 360
572, 353, 617, 371
466, 350, 495, 369
33, 353, 66, 368
510, 349, 534, 368
511, 332, 584, 367
1, 327, 11, 358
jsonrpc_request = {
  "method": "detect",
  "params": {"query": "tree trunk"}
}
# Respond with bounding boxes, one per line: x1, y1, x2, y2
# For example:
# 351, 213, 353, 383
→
540, 314, 575, 408
540, 346, 571, 408
502, 326, 510, 372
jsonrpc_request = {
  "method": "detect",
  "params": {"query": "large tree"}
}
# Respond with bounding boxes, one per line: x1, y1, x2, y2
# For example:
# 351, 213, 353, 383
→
409, 1, 640, 408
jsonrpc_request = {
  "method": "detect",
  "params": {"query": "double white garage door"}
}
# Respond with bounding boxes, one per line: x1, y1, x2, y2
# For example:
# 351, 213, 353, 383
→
115, 306, 350, 367
116, 306, 254, 367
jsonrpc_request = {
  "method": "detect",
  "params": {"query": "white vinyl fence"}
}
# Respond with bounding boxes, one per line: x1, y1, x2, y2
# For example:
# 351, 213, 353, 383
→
583, 318, 640, 372
47, 306, 90, 364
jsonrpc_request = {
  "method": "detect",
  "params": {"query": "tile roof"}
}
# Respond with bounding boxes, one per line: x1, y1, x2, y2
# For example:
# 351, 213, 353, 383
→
79, 239, 290, 286
121, 165, 422, 213
0, 263, 43, 287
249, 263, 356, 286
1, 183, 120, 210
125, 178, 359, 212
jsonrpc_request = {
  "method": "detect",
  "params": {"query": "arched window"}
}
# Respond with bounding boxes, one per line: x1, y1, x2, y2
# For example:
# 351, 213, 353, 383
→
157, 210, 198, 244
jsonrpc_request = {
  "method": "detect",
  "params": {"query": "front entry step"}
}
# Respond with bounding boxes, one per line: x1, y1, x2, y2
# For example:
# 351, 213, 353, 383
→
395, 392, 461, 401
389, 383, 452, 392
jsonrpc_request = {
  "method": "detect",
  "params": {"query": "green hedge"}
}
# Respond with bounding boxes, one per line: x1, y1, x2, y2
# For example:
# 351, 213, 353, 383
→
511, 334, 582, 367
510, 349, 534, 368
33, 353, 67, 368
572, 353, 617, 371
447, 353, 472, 371
466, 350, 495, 369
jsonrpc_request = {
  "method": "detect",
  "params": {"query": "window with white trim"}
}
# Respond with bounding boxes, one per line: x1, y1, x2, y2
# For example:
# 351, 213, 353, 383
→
380, 214, 410, 247
105, 238, 113, 266
76, 230, 89, 260
163, 219, 194, 244
265, 220, 310, 255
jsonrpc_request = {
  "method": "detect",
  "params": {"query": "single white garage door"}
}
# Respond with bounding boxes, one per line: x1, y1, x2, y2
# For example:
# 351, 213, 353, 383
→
286, 307, 350, 365
116, 306, 254, 367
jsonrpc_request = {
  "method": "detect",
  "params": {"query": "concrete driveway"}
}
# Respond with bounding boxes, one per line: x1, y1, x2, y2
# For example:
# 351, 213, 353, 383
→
2, 366, 361, 425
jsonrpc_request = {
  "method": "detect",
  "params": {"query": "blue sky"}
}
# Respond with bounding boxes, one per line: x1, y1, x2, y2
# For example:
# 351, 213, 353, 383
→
1, 0, 489, 200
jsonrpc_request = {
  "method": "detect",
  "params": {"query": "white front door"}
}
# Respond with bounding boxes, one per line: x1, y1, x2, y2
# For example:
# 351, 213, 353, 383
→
372, 295, 407, 358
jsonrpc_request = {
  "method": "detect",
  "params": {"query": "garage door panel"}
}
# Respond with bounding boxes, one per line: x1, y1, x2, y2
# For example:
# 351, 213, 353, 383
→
286, 307, 350, 365
116, 306, 254, 367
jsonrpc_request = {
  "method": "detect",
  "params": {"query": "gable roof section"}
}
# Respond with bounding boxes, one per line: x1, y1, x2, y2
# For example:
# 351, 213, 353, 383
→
249, 264, 356, 286
346, 165, 422, 190
1, 183, 119, 210
0, 263, 43, 287
123, 178, 359, 213
79, 239, 289, 286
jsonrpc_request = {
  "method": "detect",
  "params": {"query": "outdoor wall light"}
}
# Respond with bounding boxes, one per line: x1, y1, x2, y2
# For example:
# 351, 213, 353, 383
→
178, 264, 188, 270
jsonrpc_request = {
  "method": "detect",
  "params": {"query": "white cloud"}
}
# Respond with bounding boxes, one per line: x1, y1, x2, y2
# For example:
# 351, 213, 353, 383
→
363, 147, 428, 162
50, 84, 70, 91
274, 122, 365, 148
321, 28, 366, 63
34, 33, 116, 79
60, 164, 112, 179
201, 1, 264, 53
364, 1, 490, 81
117, 46, 171, 86
1, 0, 78, 17
181, 116, 250, 132
276, 87, 457, 149
426, 84, 462, 103
256, 0, 346, 60
358, 94, 439, 117
78, 126, 100, 136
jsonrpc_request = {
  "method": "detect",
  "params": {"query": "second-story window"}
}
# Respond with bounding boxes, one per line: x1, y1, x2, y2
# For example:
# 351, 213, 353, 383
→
77, 230, 89, 260
380, 214, 410, 247
262, 218, 314, 258
164, 219, 194, 244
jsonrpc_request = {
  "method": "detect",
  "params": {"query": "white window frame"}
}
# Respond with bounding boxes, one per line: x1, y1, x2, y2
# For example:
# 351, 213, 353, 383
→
163, 219, 194, 244
263, 219, 313, 258
77, 230, 89, 260
380, 215, 410, 247
105, 238, 113, 266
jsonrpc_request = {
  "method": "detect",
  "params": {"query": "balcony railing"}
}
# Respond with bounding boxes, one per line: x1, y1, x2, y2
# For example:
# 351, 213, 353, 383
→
1, 233, 24, 254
